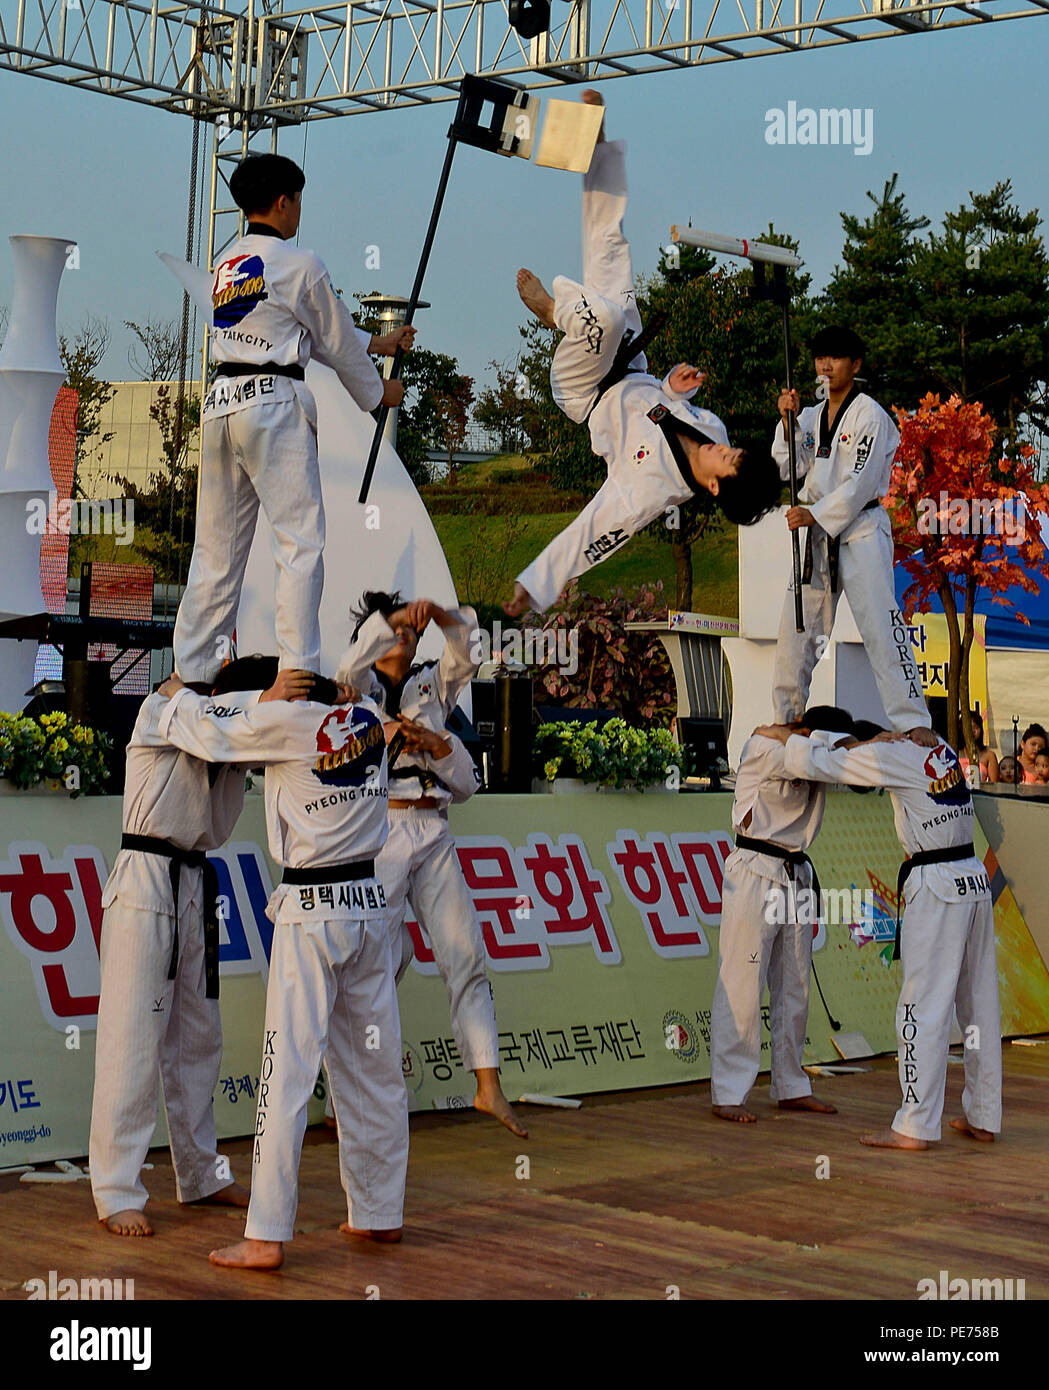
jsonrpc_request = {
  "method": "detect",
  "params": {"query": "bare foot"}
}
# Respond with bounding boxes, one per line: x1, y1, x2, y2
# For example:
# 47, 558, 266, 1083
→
712, 1104, 757, 1124
949, 1116, 995, 1143
102, 1209, 153, 1237
517, 269, 555, 329
581, 88, 605, 140
779, 1095, 838, 1114
474, 1074, 528, 1138
339, 1222, 403, 1243
209, 1238, 283, 1269
185, 1181, 251, 1209
503, 581, 535, 618
859, 1126, 929, 1149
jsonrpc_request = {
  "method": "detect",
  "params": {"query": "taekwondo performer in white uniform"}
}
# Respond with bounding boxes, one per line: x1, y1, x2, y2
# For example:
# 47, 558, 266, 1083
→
156, 661, 408, 1271
757, 718, 1002, 1150
173, 152, 416, 683
505, 92, 781, 617
338, 594, 528, 1137
770, 326, 930, 732
709, 706, 854, 1123
89, 659, 305, 1236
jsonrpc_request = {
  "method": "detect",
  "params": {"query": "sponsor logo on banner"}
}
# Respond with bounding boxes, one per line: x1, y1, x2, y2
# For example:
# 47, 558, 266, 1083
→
212, 253, 268, 326
662, 1009, 701, 1065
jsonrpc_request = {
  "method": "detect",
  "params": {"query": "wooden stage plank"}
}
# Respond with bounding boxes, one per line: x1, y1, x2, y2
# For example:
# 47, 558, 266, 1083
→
1, 1046, 1047, 1301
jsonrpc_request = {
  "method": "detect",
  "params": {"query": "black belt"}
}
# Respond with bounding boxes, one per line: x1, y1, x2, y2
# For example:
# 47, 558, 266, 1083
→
282, 859, 375, 886
120, 834, 221, 999
214, 361, 305, 380
894, 843, 976, 962
584, 310, 667, 423
388, 765, 448, 795
802, 499, 882, 593
734, 833, 822, 910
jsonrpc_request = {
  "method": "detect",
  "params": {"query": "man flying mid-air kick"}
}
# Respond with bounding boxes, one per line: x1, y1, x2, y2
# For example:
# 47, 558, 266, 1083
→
505, 91, 781, 618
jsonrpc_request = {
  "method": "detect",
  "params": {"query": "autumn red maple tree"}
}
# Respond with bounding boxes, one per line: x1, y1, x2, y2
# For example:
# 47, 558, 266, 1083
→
886, 393, 1049, 754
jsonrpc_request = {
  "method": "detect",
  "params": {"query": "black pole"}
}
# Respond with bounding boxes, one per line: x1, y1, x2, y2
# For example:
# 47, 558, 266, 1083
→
358, 132, 460, 506
779, 283, 805, 633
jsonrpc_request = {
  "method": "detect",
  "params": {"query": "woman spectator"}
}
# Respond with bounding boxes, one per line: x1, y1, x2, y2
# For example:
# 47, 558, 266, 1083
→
1018, 724, 1048, 784
960, 710, 999, 786
998, 755, 1018, 785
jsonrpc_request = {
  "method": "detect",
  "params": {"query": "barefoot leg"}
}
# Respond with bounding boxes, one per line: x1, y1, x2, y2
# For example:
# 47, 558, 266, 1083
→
102, 1209, 153, 1237
209, 1239, 284, 1270
581, 88, 605, 141
949, 1116, 995, 1143
859, 1126, 929, 1150
711, 1104, 757, 1124
339, 1222, 403, 1244
185, 1181, 251, 1209
473, 1068, 528, 1137
516, 269, 556, 329
778, 1094, 838, 1114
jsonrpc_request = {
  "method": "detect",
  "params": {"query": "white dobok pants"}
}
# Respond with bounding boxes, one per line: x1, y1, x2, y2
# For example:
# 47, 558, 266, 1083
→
710, 855, 815, 1106
381, 808, 500, 1073
174, 393, 323, 682
89, 878, 228, 1219
892, 882, 1001, 1141
550, 137, 645, 425
771, 514, 930, 731
244, 914, 408, 1242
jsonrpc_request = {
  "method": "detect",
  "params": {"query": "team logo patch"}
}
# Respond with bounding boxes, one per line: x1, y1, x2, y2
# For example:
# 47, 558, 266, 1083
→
313, 705, 385, 788
923, 744, 969, 806
839, 433, 850, 444
634, 444, 652, 465
213, 254, 268, 327
803, 431, 815, 450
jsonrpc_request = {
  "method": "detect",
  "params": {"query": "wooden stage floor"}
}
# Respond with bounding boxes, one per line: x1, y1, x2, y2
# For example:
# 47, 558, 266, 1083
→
2, 1045, 1048, 1302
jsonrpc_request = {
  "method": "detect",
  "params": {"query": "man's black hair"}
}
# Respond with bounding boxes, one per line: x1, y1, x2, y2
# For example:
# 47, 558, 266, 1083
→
811, 326, 865, 362
850, 718, 887, 743
716, 449, 783, 526
800, 705, 855, 735
351, 590, 404, 643
230, 154, 305, 216
211, 656, 279, 696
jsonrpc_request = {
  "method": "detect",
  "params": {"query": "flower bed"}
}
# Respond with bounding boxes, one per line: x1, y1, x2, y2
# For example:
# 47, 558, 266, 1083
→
0, 711, 112, 796
532, 718, 689, 790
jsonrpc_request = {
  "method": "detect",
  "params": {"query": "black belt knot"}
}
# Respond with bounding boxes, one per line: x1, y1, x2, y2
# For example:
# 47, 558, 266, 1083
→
802, 498, 882, 593
893, 843, 976, 962
120, 834, 221, 998
734, 833, 822, 915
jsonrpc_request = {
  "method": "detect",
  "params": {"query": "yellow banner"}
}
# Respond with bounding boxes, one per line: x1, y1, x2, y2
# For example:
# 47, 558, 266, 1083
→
909, 612, 988, 711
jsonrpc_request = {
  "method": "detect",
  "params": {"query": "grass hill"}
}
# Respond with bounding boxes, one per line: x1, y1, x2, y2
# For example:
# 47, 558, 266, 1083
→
421, 453, 740, 618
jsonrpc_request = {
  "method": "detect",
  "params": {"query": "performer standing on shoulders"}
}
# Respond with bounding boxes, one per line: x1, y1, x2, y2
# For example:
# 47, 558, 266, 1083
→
338, 593, 527, 1138
174, 152, 415, 683
770, 328, 930, 732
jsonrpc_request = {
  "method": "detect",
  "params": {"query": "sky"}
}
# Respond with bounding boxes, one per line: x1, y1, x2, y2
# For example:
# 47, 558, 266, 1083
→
1, 12, 1047, 396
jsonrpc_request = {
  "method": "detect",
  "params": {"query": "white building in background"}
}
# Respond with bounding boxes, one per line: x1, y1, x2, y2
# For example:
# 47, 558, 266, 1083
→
78, 380, 201, 497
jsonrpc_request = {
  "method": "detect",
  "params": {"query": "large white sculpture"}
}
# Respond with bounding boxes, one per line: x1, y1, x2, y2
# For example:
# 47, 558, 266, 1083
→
0, 235, 74, 714
723, 509, 891, 768
160, 254, 458, 673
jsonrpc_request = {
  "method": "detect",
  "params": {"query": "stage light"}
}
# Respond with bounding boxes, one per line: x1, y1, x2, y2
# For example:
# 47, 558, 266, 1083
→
508, 0, 551, 40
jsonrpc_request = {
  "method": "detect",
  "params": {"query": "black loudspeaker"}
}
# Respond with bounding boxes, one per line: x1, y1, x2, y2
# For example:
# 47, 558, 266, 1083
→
471, 673, 533, 792
507, 0, 551, 39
